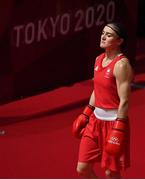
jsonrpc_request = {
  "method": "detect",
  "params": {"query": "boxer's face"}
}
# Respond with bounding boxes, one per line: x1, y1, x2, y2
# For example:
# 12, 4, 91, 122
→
100, 25, 123, 50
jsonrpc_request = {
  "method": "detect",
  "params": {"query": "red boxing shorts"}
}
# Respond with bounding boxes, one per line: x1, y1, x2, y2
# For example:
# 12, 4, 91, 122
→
78, 113, 130, 172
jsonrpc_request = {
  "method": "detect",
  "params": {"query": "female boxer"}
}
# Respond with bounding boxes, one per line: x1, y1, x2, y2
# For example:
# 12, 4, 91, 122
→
72, 22, 133, 178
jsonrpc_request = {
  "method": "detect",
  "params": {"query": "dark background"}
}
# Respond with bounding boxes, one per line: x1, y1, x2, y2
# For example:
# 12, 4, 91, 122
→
0, 0, 144, 105
138, 0, 145, 37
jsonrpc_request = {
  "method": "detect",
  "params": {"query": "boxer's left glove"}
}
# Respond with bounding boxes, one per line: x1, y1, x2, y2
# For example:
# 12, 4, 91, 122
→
72, 104, 95, 138
105, 118, 127, 157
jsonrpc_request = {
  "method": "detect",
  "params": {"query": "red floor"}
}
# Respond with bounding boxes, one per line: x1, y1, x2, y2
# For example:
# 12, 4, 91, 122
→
0, 73, 145, 178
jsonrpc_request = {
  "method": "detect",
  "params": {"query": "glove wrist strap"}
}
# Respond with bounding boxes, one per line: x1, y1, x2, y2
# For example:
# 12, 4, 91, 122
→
83, 104, 95, 117
113, 119, 127, 131
117, 117, 128, 121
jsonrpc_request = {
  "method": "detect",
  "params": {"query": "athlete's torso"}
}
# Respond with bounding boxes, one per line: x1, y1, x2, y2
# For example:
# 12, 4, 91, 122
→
94, 52, 126, 109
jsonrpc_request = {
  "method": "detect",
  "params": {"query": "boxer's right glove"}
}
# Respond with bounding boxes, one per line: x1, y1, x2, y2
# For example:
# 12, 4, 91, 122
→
72, 104, 95, 138
105, 118, 127, 157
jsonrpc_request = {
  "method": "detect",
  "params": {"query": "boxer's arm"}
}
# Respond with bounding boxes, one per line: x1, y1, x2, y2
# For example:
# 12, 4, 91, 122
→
106, 60, 133, 156
114, 58, 133, 119
89, 90, 95, 107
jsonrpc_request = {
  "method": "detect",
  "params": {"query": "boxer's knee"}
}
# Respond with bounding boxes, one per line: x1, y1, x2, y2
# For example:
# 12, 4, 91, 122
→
77, 162, 93, 177
105, 169, 121, 179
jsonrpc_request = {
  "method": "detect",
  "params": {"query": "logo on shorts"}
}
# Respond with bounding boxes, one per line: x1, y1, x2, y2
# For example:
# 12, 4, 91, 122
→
108, 136, 120, 146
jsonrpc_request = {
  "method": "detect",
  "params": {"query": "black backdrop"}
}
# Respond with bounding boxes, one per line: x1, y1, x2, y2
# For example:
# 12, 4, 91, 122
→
138, 0, 145, 36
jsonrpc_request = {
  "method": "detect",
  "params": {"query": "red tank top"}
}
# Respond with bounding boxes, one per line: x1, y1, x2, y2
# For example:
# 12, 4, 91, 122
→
94, 53, 126, 109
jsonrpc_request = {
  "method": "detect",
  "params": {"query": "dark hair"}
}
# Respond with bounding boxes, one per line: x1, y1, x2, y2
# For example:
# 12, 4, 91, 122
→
106, 22, 127, 45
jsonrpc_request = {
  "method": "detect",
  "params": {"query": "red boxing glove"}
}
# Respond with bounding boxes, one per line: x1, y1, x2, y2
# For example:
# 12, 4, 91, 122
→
105, 119, 127, 157
72, 104, 95, 138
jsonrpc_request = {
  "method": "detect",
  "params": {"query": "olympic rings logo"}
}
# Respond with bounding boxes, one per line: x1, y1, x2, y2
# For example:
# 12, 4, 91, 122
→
108, 136, 120, 145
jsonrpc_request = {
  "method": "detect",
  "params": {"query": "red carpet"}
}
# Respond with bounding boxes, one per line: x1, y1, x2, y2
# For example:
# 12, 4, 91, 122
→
0, 75, 145, 178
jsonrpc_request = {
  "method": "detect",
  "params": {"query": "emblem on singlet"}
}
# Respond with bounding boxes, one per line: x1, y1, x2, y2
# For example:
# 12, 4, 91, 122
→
104, 68, 111, 78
